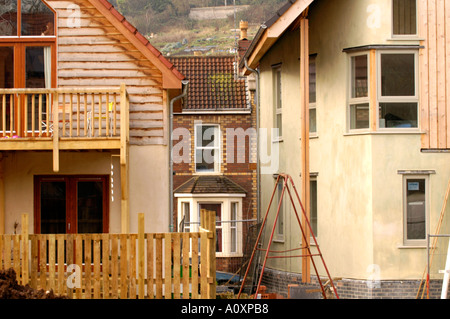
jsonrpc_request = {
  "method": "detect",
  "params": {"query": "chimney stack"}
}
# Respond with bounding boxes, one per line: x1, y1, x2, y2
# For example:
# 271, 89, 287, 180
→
240, 20, 248, 40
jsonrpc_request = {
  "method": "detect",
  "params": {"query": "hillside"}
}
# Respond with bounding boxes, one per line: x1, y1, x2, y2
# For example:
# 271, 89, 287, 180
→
112, 0, 287, 56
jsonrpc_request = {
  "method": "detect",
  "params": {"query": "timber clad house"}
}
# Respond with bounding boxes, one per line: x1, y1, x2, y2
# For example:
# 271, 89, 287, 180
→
170, 55, 257, 274
0, 0, 185, 236
240, 0, 450, 298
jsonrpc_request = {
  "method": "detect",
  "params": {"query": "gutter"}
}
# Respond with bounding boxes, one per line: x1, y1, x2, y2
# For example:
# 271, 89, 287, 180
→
244, 58, 261, 223
169, 80, 189, 232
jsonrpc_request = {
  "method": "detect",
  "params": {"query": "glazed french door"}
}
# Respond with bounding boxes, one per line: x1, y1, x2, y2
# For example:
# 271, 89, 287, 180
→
0, 42, 56, 135
34, 175, 109, 234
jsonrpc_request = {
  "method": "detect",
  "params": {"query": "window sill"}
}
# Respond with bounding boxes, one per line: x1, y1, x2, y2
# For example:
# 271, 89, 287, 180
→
344, 130, 425, 137
193, 172, 223, 176
272, 138, 283, 143
387, 37, 425, 42
397, 245, 426, 249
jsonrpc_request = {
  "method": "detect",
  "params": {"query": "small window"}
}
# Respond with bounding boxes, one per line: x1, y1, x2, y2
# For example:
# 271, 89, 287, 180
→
349, 54, 370, 130
276, 181, 284, 240
195, 124, 220, 173
273, 66, 282, 139
392, 0, 417, 36
403, 176, 428, 246
181, 202, 191, 232
230, 202, 238, 253
378, 52, 418, 129
309, 57, 317, 135
0, 0, 18, 36
310, 178, 318, 237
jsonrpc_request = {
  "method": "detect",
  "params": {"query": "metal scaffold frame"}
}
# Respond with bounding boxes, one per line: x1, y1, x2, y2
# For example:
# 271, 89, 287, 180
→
237, 173, 339, 299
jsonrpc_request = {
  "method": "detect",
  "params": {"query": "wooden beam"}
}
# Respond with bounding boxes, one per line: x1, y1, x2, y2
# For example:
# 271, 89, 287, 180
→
52, 93, 59, 172
369, 49, 377, 131
299, 17, 310, 284
0, 156, 4, 234
120, 83, 129, 234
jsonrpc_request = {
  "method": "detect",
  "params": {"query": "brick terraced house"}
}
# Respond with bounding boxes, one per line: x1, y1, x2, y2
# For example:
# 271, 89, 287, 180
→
169, 55, 257, 273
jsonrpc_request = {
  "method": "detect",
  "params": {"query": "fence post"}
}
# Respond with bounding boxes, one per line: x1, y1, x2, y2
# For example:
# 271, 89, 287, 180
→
21, 213, 29, 286
138, 213, 145, 299
200, 209, 216, 299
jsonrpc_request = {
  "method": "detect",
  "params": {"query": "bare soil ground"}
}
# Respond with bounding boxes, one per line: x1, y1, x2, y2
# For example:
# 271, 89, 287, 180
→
0, 268, 67, 299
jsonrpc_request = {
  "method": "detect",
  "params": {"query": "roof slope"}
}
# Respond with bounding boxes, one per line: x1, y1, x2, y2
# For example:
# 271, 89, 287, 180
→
169, 56, 249, 111
174, 176, 247, 194
89, 0, 185, 88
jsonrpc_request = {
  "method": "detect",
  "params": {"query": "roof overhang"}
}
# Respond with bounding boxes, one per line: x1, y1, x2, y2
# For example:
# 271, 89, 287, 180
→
240, 0, 315, 74
88, 0, 185, 89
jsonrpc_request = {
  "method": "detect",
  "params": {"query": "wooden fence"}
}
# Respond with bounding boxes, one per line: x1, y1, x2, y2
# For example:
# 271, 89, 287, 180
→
0, 211, 216, 299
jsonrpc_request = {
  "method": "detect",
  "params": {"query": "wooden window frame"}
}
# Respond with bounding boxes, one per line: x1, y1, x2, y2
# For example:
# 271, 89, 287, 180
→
272, 64, 283, 141
34, 175, 110, 234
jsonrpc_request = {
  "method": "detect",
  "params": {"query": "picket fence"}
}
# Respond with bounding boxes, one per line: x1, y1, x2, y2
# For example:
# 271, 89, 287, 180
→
0, 211, 216, 299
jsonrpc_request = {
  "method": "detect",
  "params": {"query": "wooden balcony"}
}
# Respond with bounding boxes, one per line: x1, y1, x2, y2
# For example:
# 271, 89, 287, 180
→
0, 84, 129, 172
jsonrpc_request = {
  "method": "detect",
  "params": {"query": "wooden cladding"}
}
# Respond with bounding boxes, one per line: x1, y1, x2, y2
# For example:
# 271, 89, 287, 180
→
419, 0, 450, 150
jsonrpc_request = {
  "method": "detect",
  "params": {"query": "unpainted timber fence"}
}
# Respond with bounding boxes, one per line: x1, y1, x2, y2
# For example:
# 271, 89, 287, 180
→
0, 211, 217, 299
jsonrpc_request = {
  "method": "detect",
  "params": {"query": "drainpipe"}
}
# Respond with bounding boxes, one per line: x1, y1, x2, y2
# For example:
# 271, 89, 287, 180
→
169, 80, 189, 232
244, 58, 261, 223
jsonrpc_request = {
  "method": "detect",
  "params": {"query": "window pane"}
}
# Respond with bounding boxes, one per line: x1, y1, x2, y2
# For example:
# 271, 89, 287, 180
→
21, 0, 55, 36
0, 47, 14, 132
183, 202, 190, 232
351, 55, 368, 98
379, 102, 418, 128
406, 179, 425, 240
310, 180, 317, 236
276, 113, 282, 137
309, 108, 316, 133
196, 149, 216, 172
277, 182, 284, 236
350, 103, 369, 129
393, 0, 417, 35
381, 54, 415, 96
231, 203, 237, 253
77, 181, 104, 234
40, 181, 66, 234
0, 0, 18, 36
309, 59, 316, 103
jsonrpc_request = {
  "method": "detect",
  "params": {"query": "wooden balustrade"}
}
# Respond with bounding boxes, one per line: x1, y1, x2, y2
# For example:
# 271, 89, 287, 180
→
0, 86, 128, 139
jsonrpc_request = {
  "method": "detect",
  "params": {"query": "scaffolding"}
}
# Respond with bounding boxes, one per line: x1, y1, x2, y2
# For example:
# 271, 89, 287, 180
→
237, 173, 339, 299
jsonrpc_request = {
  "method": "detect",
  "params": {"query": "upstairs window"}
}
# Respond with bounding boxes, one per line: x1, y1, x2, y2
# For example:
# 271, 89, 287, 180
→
0, 0, 55, 37
195, 124, 220, 173
349, 54, 370, 130
273, 65, 282, 140
392, 0, 417, 37
378, 52, 418, 129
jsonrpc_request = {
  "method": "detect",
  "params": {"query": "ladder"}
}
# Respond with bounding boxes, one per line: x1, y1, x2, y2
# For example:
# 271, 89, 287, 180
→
237, 173, 339, 299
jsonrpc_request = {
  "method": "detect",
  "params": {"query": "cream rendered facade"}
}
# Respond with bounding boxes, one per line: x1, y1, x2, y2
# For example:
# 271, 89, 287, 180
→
256, 0, 450, 291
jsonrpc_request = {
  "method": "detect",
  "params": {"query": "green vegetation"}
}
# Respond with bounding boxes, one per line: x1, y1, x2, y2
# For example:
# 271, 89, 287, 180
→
113, 0, 286, 55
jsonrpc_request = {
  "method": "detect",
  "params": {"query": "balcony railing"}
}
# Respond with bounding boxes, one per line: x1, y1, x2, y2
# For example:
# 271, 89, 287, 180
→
0, 85, 129, 140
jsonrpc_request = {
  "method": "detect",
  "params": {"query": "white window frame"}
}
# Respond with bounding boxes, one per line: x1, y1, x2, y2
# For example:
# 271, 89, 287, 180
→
194, 123, 221, 173
273, 64, 283, 141
402, 174, 429, 247
348, 52, 370, 132
175, 195, 244, 257
391, 0, 418, 38
377, 50, 419, 131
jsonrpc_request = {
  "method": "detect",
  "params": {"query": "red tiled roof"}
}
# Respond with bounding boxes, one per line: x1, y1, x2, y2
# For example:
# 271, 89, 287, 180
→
169, 56, 249, 111
94, 0, 185, 82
